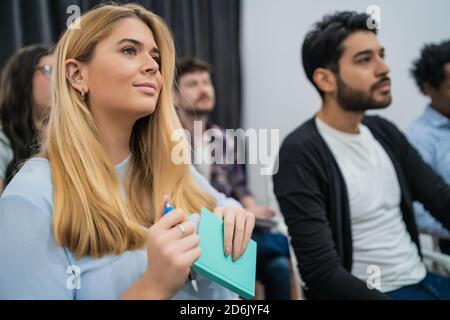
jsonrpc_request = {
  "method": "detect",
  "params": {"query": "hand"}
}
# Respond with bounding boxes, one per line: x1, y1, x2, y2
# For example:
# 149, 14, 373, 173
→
143, 208, 201, 298
213, 207, 255, 261
247, 205, 275, 220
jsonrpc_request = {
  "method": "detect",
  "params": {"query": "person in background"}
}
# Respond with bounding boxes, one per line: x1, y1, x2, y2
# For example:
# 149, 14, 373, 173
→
174, 58, 291, 299
273, 11, 450, 299
407, 40, 450, 253
0, 44, 53, 191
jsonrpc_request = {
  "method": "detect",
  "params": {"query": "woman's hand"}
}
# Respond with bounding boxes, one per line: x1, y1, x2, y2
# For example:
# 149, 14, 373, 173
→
213, 207, 255, 261
143, 209, 201, 298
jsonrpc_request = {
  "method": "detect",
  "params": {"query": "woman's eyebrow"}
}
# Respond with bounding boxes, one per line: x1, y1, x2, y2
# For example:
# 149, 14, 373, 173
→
117, 38, 160, 54
117, 38, 143, 48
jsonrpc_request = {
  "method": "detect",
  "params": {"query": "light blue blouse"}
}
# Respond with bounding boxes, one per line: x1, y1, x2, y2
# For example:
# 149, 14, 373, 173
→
0, 157, 241, 300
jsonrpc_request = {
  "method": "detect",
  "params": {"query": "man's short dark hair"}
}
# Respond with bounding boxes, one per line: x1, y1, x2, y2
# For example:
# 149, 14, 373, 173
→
411, 40, 450, 94
175, 58, 212, 88
302, 11, 377, 97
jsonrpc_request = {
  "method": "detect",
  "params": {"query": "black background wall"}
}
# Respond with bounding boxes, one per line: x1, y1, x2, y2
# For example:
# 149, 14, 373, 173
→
0, 0, 242, 129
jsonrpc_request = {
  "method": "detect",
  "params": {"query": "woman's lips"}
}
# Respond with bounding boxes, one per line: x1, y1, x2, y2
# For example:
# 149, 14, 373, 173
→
134, 85, 156, 95
134, 83, 157, 95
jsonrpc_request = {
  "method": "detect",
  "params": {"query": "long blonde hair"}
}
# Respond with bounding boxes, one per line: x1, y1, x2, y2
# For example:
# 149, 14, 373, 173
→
45, 3, 215, 258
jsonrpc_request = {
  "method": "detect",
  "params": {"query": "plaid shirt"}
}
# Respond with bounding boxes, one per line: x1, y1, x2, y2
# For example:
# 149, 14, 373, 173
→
192, 122, 252, 201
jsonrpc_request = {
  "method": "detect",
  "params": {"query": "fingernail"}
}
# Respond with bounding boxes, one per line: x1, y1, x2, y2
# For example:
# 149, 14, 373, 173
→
225, 246, 230, 256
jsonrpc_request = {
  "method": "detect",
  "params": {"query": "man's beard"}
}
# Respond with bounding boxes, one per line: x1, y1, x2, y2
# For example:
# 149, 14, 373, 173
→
180, 94, 214, 118
181, 108, 212, 119
336, 75, 392, 112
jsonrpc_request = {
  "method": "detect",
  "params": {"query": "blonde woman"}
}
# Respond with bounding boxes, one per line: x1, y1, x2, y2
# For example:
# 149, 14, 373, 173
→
0, 3, 254, 300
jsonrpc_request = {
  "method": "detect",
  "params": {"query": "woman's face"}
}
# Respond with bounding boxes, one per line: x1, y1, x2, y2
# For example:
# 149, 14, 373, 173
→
84, 17, 163, 122
32, 54, 53, 119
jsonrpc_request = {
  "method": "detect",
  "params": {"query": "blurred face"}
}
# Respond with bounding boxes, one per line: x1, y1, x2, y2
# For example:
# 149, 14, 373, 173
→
175, 71, 215, 114
84, 17, 162, 121
33, 54, 53, 119
334, 31, 392, 111
429, 63, 450, 110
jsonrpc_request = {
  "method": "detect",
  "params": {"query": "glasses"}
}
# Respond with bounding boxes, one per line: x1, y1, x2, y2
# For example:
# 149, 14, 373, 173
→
36, 64, 52, 79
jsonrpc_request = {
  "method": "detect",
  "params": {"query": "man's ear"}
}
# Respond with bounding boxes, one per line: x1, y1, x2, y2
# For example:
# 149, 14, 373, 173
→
422, 82, 436, 97
65, 59, 89, 95
313, 68, 337, 95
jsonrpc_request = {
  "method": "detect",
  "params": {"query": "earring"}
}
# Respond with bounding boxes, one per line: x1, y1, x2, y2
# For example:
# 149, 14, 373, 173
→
81, 89, 86, 101
66, 74, 75, 85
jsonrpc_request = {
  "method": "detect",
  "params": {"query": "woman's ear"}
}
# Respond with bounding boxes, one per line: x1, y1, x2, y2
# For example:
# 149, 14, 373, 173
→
65, 59, 89, 95
313, 68, 337, 95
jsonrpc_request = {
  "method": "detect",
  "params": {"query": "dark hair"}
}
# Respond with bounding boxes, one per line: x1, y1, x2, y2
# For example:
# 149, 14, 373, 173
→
302, 11, 377, 97
174, 57, 212, 88
0, 44, 53, 184
411, 40, 450, 94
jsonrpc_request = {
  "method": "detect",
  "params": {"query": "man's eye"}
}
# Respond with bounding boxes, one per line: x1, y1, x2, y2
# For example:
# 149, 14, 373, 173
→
358, 57, 371, 64
122, 47, 137, 56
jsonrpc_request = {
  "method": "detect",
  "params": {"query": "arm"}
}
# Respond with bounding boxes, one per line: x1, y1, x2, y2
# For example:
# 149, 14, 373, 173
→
223, 157, 274, 220
190, 165, 241, 209
273, 141, 389, 300
0, 195, 74, 299
413, 202, 450, 239
399, 129, 450, 230
406, 128, 450, 238
190, 165, 255, 264
0, 194, 200, 300
120, 275, 170, 300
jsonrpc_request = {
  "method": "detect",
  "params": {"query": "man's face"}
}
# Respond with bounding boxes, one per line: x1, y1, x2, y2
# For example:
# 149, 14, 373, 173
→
175, 71, 215, 114
334, 31, 392, 111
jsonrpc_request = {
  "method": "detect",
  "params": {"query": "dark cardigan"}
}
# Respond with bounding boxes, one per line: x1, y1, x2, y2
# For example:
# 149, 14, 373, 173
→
273, 115, 450, 299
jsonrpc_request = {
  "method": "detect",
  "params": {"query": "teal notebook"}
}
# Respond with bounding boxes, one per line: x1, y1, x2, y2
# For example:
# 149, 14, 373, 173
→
192, 208, 257, 300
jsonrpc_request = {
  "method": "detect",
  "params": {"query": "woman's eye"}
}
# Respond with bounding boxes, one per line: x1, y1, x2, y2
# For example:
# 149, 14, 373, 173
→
152, 55, 161, 66
122, 47, 137, 56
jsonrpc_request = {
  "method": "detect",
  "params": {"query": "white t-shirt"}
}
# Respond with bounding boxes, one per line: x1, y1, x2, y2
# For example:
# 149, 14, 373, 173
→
315, 117, 426, 292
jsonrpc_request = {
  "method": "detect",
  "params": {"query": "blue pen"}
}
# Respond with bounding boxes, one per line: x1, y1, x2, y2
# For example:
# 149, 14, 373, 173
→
163, 200, 174, 215
163, 198, 199, 293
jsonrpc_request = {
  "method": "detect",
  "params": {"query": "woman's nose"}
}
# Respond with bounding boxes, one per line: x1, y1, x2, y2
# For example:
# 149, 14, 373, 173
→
143, 57, 159, 74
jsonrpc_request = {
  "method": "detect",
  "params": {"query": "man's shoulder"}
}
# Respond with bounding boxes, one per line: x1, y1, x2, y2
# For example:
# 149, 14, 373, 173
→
362, 115, 406, 140
406, 114, 438, 141
362, 114, 398, 130
280, 117, 322, 155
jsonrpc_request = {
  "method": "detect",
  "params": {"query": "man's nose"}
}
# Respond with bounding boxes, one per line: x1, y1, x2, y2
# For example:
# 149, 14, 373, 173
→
376, 57, 390, 77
